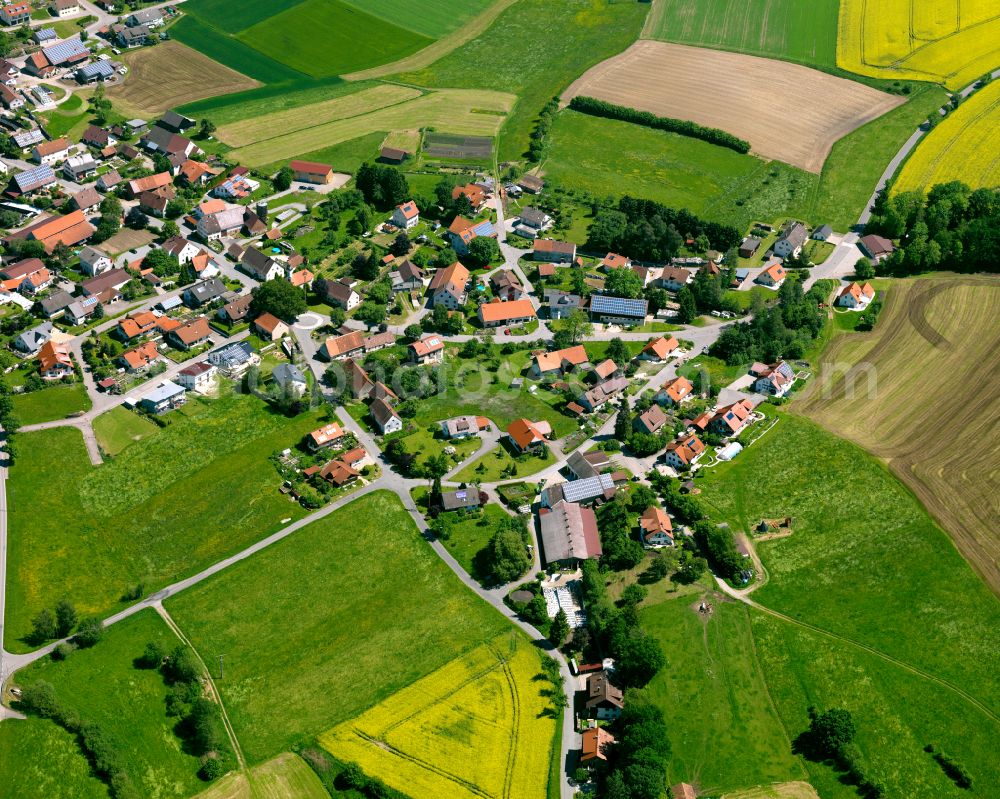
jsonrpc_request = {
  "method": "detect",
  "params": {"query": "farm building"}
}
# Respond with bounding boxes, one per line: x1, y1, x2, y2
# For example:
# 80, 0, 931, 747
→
773, 222, 808, 259
589, 295, 648, 324
859, 234, 895, 263
478, 298, 536, 328
739, 236, 761, 258
533, 238, 576, 263
538, 499, 602, 566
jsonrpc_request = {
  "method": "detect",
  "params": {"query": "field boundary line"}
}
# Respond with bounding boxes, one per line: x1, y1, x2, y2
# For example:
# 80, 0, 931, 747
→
343, 0, 520, 81
639, 0, 665, 39
153, 603, 254, 788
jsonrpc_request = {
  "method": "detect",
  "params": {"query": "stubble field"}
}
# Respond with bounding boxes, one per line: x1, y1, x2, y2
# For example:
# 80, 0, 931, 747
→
108, 41, 261, 119
798, 276, 1000, 595
838, 0, 1000, 89
894, 80, 1000, 192
562, 40, 904, 172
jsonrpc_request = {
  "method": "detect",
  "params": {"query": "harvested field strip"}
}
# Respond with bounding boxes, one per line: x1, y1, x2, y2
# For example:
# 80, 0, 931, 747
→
563, 40, 904, 173
107, 40, 261, 119
343, 0, 519, 81
381, 128, 421, 152
838, 0, 1000, 89
798, 276, 1000, 596
216, 84, 422, 147
192, 752, 330, 799
320, 635, 555, 799
228, 88, 514, 167
895, 80, 1000, 192
341, 0, 496, 38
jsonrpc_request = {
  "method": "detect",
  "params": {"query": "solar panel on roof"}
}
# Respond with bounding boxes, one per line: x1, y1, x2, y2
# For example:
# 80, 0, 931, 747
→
43, 38, 88, 65
589, 295, 648, 316
562, 474, 615, 503
79, 60, 114, 79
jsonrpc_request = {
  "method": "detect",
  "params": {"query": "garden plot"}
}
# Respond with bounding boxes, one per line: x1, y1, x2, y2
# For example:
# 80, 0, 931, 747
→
562, 40, 904, 172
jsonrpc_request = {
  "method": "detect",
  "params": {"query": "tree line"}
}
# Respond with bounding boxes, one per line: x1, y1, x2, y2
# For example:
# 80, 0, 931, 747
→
587, 196, 742, 263
569, 95, 751, 154
867, 182, 1000, 275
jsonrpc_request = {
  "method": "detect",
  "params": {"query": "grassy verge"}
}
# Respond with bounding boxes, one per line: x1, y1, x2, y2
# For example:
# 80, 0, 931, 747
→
92, 406, 159, 456
12, 383, 91, 425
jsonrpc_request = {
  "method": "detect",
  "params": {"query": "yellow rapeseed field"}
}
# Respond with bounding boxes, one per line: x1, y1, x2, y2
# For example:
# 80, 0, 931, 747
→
319, 635, 557, 799
838, 0, 1000, 89
895, 80, 1000, 192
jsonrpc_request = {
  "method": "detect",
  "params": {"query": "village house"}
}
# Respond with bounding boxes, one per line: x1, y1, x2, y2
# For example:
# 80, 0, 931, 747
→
440, 488, 482, 512
507, 418, 551, 454
167, 318, 212, 350
370, 396, 402, 434
40, 290, 74, 319
773, 222, 807, 259
272, 363, 307, 398
139, 380, 186, 414
119, 340, 162, 372
533, 238, 576, 264
600, 252, 630, 271
317, 277, 360, 310
657, 375, 693, 406
207, 341, 258, 377
390, 259, 425, 293
71, 186, 103, 215
590, 359, 619, 382
837, 281, 875, 309
634, 404, 668, 436
14, 322, 52, 354
586, 672, 624, 720
253, 312, 289, 341
197, 206, 244, 240
859, 234, 895, 263
530, 344, 589, 378
0, 83, 23, 110
33, 137, 70, 166
127, 7, 163, 26
80, 267, 130, 297
639, 506, 674, 548
565, 449, 611, 481
183, 278, 227, 308
37, 340, 73, 379
710, 399, 755, 436
812, 224, 833, 241
514, 206, 552, 237
7, 210, 95, 254
319, 331, 365, 361
391, 200, 419, 229
78, 246, 113, 277
409, 335, 445, 364
427, 261, 469, 310
579, 377, 628, 412
161, 236, 202, 265
448, 216, 496, 255
306, 423, 345, 452
490, 269, 525, 301
345, 358, 374, 398
658, 266, 693, 292
451, 183, 487, 212
545, 289, 586, 319
538, 499, 602, 566
580, 727, 616, 764
664, 433, 706, 470
175, 361, 217, 393
308, 453, 362, 488
756, 262, 787, 288
362, 331, 395, 354
290, 160, 334, 185
752, 360, 795, 396
440, 415, 490, 439
739, 236, 761, 258
0, 2, 31, 25
640, 336, 679, 362
218, 294, 253, 325
478, 298, 537, 328
240, 248, 284, 282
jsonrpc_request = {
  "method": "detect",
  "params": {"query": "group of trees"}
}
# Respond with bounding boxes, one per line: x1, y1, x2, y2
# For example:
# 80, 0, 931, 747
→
250, 278, 308, 322
29, 597, 80, 646
600, 700, 673, 799
355, 163, 410, 211
569, 95, 751, 154
692, 520, 746, 581
91, 195, 123, 244
481, 515, 533, 584
710, 278, 827, 365
577, 560, 667, 688
528, 97, 559, 162
795, 707, 886, 798
138, 641, 231, 780
0, 374, 19, 464
587, 197, 741, 263
867, 182, 1000, 275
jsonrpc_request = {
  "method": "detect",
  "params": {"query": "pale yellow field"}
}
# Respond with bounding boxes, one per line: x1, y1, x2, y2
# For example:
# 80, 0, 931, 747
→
216, 84, 422, 148
108, 41, 260, 119
895, 80, 1000, 192
191, 753, 328, 799
319, 635, 557, 799
225, 88, 515, 167
838, 0, 1000, 89
382, 129, 422, 152
562, 41, 903, 172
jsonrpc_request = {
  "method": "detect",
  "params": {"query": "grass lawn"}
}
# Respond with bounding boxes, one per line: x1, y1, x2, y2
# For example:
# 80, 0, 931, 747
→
396, 424, 482, 468
803, 240, 834, 264
12, 609, 205, 798
395, 0, 648, 162
341, 0, 496, 38
677, 355, 747, 389
166, 490, 509, 762
92, 405, 160, 456
725, 286, 777, 311
440, 504, 517, 583
696, 413, 1000, 711
644, 0, 839, 69
11, 382, 91, 425
637, 599, 806, 793
4, 391, 326, 652
237, 0, 431, 78
0, 718, 107, 799
452, 438, 555, 483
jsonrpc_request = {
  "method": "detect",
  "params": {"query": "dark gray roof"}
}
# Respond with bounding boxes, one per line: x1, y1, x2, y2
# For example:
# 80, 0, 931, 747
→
272, 362, 306, 387
441, 489, 480, 511
185, 278, 226, 304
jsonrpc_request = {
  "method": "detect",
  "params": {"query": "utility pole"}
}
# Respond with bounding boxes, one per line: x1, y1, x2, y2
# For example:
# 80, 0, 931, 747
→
218, 654, 224, 680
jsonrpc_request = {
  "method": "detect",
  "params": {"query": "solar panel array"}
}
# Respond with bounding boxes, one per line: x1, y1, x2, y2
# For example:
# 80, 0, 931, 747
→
78, 60, 114, 80
14, 164, 55, 190
42, 37, 88, 65
589, 294, 648, 317
561, 474, 615, 503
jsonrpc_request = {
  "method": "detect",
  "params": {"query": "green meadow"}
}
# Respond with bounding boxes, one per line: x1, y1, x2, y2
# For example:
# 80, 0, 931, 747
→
167, 491, 509, 761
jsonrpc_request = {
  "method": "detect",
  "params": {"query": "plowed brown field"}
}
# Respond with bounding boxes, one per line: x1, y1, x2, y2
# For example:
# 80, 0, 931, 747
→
798, 277, 1000, 594
562, 40, 904, 172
